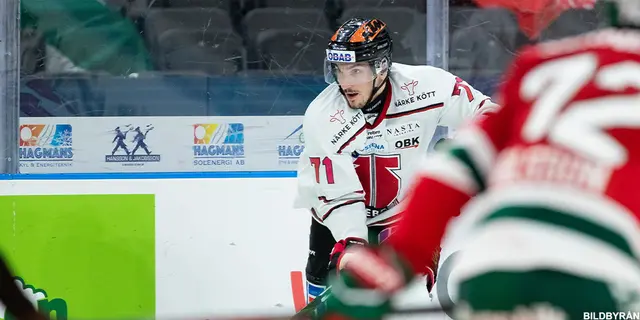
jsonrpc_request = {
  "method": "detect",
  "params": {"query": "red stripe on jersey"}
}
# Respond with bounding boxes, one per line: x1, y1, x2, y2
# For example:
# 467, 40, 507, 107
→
318, 190, 364, 203
386, 103, 444, 119
321, 199, 365, 221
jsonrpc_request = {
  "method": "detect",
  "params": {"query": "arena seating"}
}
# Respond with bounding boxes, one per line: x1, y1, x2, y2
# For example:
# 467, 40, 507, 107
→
19, 0, 603, 116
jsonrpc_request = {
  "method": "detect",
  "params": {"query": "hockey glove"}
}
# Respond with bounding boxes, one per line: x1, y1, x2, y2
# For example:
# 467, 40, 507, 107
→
322, 245, 415, 320
327, 237, 367, 273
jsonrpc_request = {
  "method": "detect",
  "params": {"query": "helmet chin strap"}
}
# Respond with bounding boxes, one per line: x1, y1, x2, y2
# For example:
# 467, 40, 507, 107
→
361, 73, 389, 112
362, 57, 390, 110
362, 78, 379, 108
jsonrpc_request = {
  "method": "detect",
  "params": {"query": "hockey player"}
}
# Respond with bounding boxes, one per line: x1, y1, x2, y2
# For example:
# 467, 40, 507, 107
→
321, 1, 640, 319
293, 17, 498, 304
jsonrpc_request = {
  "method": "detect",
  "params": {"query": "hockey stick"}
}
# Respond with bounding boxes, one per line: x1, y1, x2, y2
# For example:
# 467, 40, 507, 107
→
209, 305, 451, 320
289, 305, 451, 319
292, 285, 333, 318
290, 285, 451, 319
133, 302, 451, 320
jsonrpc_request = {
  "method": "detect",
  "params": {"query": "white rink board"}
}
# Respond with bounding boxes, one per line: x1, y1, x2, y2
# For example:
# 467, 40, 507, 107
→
0, 178, 464, 319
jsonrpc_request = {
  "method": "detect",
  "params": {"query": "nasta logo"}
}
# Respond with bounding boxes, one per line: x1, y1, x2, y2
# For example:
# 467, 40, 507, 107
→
19, 124, 73, 168
278, 125, 305, 166
193, 123, 245, 167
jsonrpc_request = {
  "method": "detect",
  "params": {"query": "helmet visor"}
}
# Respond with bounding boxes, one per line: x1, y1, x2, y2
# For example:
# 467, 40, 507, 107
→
324, 49, 376, 85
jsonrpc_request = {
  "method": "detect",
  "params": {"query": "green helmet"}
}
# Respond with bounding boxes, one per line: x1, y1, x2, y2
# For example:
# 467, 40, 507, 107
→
605, 0, 640, 27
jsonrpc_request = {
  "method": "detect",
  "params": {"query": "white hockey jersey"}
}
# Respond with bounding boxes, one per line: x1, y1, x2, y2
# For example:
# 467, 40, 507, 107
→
294, 63, 496, 241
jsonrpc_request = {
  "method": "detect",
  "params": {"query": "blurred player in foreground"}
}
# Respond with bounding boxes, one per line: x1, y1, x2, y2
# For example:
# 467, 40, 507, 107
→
0, 253, 46, 320
321, 0, 640, 318
293, 16, 498, 307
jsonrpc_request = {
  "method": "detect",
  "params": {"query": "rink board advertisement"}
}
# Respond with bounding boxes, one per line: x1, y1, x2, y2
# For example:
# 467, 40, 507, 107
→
0, 178, 463, 319
17, 117, 305, 174
0, 194, 155, 320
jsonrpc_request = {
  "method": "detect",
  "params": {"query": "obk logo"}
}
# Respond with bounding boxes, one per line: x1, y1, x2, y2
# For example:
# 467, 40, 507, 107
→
395, 137, 419, 149
0, 278, 68, 320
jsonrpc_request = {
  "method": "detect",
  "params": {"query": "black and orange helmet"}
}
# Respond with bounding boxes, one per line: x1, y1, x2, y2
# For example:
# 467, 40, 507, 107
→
324, 18, 393, 85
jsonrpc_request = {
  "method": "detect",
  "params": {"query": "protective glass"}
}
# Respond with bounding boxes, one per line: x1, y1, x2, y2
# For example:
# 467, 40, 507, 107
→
324, 60, 377, 85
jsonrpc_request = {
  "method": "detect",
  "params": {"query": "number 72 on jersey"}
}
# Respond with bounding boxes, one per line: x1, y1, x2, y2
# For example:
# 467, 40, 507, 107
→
520, 52, 640, 167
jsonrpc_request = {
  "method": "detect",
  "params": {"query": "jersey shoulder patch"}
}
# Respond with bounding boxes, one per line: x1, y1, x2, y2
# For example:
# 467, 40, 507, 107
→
304, 85, 366, 154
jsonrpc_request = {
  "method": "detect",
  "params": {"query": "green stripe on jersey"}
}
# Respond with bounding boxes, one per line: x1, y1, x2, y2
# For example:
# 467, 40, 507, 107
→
449, 147, 486, 192
482, 206, 634, 259
458, 269, 620, 318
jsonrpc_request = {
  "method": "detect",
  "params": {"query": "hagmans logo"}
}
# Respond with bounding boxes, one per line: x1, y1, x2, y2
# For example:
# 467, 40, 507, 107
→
326, 49, 356, 63
19, 124, 73, 168
278, 125, 304, 166
193, 123, 245, 166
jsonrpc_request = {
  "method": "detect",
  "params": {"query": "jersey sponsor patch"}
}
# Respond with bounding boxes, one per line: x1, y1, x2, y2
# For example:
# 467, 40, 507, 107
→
366, 129, 383, 140
386, 121, 421, 137
326, 49, 356, 63
330, 112, 364, 146
394, 79, 436, 107
361, 142, 388, 153
395, 136, 420, 150
360, 129, 389, 154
